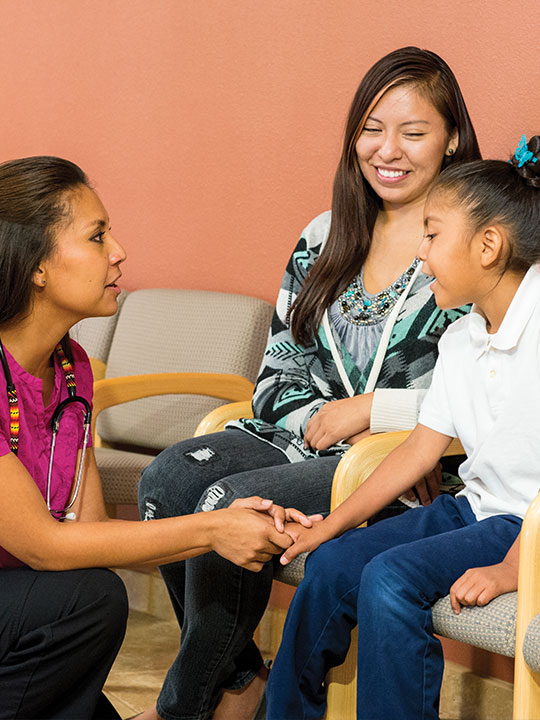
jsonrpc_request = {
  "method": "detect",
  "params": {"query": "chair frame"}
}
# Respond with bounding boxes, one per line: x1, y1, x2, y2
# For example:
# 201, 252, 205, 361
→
91, 371, 254, 447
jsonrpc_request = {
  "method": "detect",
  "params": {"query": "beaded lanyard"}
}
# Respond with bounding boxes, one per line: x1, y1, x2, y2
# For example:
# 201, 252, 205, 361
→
4, 342, 76, 456
7, 382, 19, 454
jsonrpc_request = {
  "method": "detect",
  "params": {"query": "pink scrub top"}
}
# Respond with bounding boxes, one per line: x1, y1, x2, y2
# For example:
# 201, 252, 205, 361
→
0, 341, 93, 568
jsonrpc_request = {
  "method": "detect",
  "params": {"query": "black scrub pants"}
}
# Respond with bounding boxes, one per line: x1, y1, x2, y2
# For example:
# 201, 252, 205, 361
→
0, 566, 128, 719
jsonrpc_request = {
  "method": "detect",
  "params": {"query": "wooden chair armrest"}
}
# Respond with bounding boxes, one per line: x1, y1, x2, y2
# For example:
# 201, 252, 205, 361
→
194, 400, 254, 437
331, 431, 465, 511
92, 372, 254, 440
89, 356, 107, 381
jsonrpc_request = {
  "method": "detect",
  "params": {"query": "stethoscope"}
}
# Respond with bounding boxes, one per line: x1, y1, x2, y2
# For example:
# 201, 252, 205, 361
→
0, 338, 92, 520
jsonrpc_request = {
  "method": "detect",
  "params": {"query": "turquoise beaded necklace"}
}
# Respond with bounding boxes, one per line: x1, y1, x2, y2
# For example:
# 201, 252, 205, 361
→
338, 257, 420, 326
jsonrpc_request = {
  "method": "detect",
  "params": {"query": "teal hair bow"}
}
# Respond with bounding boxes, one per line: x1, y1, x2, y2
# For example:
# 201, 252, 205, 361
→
514, 134, 538, 168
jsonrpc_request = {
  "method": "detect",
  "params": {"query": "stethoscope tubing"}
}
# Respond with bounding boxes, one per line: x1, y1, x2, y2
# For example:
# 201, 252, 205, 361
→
0, 339, 92, 520
48, 419, 91, 518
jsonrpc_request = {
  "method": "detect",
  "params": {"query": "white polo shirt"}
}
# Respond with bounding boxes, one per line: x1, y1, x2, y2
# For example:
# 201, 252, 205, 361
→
419, 264, 540, 521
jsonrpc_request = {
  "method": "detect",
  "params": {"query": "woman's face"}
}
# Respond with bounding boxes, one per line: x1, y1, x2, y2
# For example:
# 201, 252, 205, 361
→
355, 84, 457, 210
38, 185, 126, 324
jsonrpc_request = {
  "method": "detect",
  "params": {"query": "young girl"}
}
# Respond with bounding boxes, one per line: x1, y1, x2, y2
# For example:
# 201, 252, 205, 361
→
0, 156, 308, 720
266, 134, 540, 720
137, 46, 480, 720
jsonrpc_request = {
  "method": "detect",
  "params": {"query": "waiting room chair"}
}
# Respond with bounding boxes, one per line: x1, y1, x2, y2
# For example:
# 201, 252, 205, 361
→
72, 288, 273, 508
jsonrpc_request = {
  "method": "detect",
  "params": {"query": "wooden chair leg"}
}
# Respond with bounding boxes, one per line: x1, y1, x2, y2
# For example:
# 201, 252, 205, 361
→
513, 660, 540, 720
513, 493, 540, 720
324, 628, 358, 720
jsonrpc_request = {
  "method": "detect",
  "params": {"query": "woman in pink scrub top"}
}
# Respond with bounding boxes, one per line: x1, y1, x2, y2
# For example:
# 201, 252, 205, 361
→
0, 157, 307, 720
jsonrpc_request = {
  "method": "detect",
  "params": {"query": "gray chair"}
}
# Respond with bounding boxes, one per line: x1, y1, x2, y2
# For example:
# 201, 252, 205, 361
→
72, 288, 273, 507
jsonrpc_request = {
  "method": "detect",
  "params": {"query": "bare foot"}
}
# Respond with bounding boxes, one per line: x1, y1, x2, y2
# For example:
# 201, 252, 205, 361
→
213, 663, 270, 720
127, 705, 163, 720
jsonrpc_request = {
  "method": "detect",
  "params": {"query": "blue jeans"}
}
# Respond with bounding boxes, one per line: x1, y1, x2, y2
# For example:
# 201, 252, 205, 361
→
266, 494, 522, 720
138, 429, 342, 720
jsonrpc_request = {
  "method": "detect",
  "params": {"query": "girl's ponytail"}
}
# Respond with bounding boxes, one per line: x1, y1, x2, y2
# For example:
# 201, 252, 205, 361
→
509, 134, 540, 189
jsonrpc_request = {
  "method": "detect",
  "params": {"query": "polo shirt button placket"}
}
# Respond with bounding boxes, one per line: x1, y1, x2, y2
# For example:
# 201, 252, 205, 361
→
485, 341, 497, 381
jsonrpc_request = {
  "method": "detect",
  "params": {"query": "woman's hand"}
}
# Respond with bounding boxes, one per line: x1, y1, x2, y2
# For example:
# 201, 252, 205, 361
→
304, 394, 374, 451
403, 463, 442, 506
230, 497, 321, 533
212, 499, 293, 572
449, 561, 519, 614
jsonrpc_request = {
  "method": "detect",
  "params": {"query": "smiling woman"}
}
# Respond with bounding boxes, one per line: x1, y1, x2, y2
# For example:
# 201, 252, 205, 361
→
0, 156, 303, 720
356, 85, 457, 211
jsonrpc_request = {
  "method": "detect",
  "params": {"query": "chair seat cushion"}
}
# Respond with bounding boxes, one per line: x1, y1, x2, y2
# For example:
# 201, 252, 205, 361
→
95, 447, 154, 505
273, 553, 308, 586
523, 614, 540, 671
432, 592, 517, 657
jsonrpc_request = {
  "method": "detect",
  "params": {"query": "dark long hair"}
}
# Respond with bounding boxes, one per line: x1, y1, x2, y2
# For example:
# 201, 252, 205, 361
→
291, 47, 482, 344
431, 136, 540, 273
0, 156, 90, 356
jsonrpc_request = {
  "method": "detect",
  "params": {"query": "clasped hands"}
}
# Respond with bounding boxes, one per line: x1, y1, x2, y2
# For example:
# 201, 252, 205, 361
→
221, 496, 323, 572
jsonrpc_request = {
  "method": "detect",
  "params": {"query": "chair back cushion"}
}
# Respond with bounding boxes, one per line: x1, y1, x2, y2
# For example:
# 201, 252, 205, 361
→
96, 289, 273, 449
523, 613, 540, 671
71, 291, 129, 363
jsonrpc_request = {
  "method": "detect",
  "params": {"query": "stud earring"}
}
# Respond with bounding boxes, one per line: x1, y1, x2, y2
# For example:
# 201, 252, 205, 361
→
41, 279, 46, 286
447, 148, 455, 156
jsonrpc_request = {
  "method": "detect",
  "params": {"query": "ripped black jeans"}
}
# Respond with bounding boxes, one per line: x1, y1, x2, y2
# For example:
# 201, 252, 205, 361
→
138, 428, 339, 720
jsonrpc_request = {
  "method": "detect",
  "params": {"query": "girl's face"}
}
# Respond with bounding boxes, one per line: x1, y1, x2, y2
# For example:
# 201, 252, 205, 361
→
355, 85, 457, 211
418, 191, 480, 309
38, 185, 126, 324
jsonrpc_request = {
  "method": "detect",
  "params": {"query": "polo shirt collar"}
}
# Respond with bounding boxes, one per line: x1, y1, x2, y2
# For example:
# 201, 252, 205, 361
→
469, 264, 540, 359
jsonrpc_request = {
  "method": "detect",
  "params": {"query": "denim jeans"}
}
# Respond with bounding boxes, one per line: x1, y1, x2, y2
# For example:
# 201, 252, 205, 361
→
266, 494, 522, 720
138, 428, 341, 720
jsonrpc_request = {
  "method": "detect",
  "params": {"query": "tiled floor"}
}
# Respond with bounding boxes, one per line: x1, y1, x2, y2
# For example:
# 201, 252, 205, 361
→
105, 611, 179, 718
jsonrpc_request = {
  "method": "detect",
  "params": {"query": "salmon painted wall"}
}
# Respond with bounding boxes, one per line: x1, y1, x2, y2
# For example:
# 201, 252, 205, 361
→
1, 0, 539, 304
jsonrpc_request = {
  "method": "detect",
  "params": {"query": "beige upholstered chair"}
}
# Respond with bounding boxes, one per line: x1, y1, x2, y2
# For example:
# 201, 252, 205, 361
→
72, 288, 273, 507
197, 408, 540, 719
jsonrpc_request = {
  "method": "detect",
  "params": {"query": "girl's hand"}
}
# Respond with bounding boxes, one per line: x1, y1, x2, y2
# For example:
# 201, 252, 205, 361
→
213, 502, 293, 572
403, 463, 442, 506
304, 394, 374, 451
449, 561, 519, 614
280, 520, 330, 565
230, 497, 321, 533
